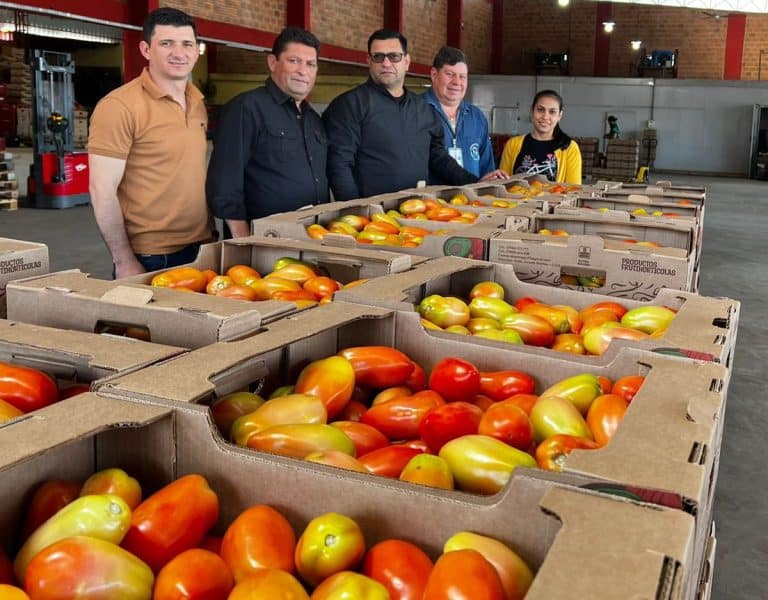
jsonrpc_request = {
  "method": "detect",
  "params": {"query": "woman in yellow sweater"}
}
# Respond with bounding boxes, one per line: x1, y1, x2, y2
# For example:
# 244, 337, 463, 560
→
499, 90, 582, 184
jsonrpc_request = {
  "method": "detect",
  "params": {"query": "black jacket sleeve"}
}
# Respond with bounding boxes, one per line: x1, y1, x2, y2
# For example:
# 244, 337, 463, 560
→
427, 117, 479, 186
323, 93, 363, 201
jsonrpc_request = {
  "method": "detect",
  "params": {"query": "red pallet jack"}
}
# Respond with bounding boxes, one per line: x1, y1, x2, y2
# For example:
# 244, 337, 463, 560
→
27, 50, 89, 208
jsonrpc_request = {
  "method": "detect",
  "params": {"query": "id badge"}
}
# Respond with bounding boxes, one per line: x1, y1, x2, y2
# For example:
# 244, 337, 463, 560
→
448, 146, 464, 167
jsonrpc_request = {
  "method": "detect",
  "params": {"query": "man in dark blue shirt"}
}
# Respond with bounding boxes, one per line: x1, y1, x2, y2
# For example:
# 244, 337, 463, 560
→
207, 27, 328, 238
323, 29, 501, 202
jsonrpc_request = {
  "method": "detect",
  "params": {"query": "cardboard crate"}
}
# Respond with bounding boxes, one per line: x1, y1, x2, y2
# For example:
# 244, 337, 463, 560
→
0, 391, 697, 599
334, 256, 738, 369
0, 238, 48, 317
603, 182, 706, 202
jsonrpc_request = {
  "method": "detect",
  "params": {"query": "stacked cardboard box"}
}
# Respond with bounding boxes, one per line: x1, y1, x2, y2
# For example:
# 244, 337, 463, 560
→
0, 238, 48, 315
574, 136, 599, 177
0, 150, 17, 210
1, 46, 31, 108
73, 108, 88, 148
592, 138, 640, 181
642, 127, 658, 167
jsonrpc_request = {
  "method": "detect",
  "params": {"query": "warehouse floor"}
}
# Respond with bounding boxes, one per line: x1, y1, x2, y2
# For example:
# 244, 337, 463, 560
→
0, 166, 765, 598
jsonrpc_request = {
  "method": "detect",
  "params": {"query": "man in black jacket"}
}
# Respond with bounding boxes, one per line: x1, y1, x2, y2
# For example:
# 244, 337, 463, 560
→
323, 29, 504, 201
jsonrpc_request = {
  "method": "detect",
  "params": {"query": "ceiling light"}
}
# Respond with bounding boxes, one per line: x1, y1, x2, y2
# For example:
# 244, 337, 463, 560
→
603, 21, 616, 33
198, 42, 206, 55
631, 40, 642, 50
558, 0, 570, 7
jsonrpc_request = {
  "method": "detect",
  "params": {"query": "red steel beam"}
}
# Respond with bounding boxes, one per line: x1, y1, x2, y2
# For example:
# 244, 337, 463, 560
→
447, 0, 462, 49
286, 0, 311, 29
491, 0, 503, 74
723, 13, 746, 80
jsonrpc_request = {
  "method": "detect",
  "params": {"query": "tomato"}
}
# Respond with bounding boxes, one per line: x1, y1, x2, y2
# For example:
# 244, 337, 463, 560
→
371, 386, 411, 406
443, 532, 533, 600
587, 393, 629, 446
330, 421, 389, 457
361, 390, 444, 440
306, 224, 329, 240
478, 401, 533, 450
551, 333, 586, 354
222, 505, 296, 582
230, 394, 328, 447
611, 375, 645, 403
465, 317, 500, 334
620, 306, 676, 334
310, 571, 390, 599
153, 549, 233, 600
338, 347, 415, 389
215, 284, 259, 301
58, 383, 91, 399
80, 468, 142, 510
248, 277, 301, 301
468, 296, 516, 322
428, 358, 480, 403
15, 494, 132, 583
294, 356, 355, 419
305, 450, 370, 473
228, 569, 309, 599
21, 480, 82, 541
24, 535, 154, 599
210, 392, 265, 439
582, 322, 649, 355
303, 276, 341, 301
340, 213, 372, 229
469, 281, 505, 299
268, 263, 317, 285
362, 539, 433, 600
596, 375, 613, 395
521, 302, 571, 333
404, 361, 427, 391
246, 424, 356, 459
271, 289, 319, 306
551, 304, 583, 334
295, 513, 366, 587
500, 312, 555, 347
502, 393, 538, 416
513, 296, 539, 311
535, 434, 600, 471
358, 445, 424, 478
206, 275, 234, 295
418, 402, 483, 453
226, 264, 261, 285
478, 370, 535, 402
540, 373, 602, 414
151, 267, 208, 292
579, 309, 619, 336
336, 399, 368, 422
579, 301, 627, 321
0, 398, 23, 422
530, 395, 593, 442
0, 585, 28, 599
0, 362, 58, 413
399, 198, 427, 215
399, 454, 454, 490
439, 435, 537, 495
121, 474, 219, 573
469, 393, 495, 412
417, 295, 470, 328
423, 549, 505, 600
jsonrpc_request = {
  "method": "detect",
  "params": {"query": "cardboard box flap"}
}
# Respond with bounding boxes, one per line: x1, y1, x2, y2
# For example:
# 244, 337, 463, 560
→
0, 238, 48, 253
100, 285, 155, 306
99, 302, 394, 404
565, 355, 726, 509
0, 393, 171, 470
531, 486, 693, 599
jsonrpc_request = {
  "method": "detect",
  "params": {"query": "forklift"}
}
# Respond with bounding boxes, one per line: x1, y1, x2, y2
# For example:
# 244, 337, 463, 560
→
27, 50, 89, 208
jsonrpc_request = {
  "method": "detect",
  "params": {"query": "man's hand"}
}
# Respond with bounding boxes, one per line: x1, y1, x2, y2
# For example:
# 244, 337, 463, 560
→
226, 219, 251, 238
479, 169, 509, 182
114, 256, 146, 279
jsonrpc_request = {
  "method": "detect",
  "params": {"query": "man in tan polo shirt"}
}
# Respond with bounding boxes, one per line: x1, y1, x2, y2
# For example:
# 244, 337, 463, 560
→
89, 7, 214, 278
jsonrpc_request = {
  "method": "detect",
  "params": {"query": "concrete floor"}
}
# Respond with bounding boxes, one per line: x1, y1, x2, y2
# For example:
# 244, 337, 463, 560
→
0, 163, 765, 598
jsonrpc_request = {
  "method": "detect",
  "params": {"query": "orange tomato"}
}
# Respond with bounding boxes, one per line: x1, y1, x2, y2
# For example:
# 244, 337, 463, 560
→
80, 468, 142, 510
226, 265, 261, 285
535, 434, 600, 471
0, 585, 28, 599
305, 450, 370, 473
229, 569, 309, 599
248, 277, 302, 301
215, 284, 259, 301
336, 399, 368, 422
611, 375, 645, 403
206, 275, 234, 295
294, 356, 355, 419
587, 393, 629, 446
501, 393, 538, 416
358, 445, 425, 478
151, 267, 208, 292
478, 401, 533, 450
362, 539, 433, 600
303, 276, 341, 301
306, 224, 330, 239
0, 362, 59, 413
21, 480, 82, 540
580, 301, 627, 321
269, 263, 318, 284
596, 375, 613, 395
423, 549, 505, 600
201, 269, 217, 283
551, 333, 586, 354
399, 454, 454, 490
271, 289, 319, 305
153, 549, 233, 600
329, 421, 389, 457
221, 505, 297, 581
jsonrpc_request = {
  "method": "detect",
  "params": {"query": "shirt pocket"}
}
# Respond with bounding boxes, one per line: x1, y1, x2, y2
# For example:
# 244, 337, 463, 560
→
265, 124, 299, 161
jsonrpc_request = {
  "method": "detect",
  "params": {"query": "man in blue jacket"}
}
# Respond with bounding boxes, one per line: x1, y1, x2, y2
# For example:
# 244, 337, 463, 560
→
424, 46, 496, 179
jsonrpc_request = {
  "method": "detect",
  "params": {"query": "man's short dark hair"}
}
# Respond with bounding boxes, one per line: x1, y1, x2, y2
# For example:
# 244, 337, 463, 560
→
272, 27, 321, 57
143, 8, 197, 44
432, 46, 467, 70
367, 29, 407, 54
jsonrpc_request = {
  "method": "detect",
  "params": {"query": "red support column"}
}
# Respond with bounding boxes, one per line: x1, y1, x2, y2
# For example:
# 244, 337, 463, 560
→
447, 0, 462, 49
594, 1, 612, 77
384, 0, 403, 33
491, 0, 503, 74
724, 13, 746, 80
286, 0, 311, 29
122, 29, 144, 83
206, 43, 217, 74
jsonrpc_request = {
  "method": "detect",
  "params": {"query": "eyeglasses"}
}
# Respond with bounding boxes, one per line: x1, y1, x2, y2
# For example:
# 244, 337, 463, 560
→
369, 52, 404, 64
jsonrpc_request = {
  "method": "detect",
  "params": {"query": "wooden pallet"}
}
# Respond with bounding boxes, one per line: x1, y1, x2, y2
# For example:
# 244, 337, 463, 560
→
0, 198, 17, 211
0, 172, 16, 181
0, 189, 19, 199
0, 179, 18, 190
0, 161, 14, 172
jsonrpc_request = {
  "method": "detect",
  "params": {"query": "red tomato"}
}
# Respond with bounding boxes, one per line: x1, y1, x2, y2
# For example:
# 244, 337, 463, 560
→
394, 439, 431, 452
358, 446, 425, 478
611, 375, 645, 403
596, 376, 613, 395
338, 347, 415, 389
363, 539, 433, 600
535, 434, 600, 471
22, 480, 82, 541
423, 549, 505, 600
221, 505, 296, 582
153, 548, 234, 599
514, 296, 539, 311
336, 399, 368, 422
586, 393, 629, 446
418, 402, 483, 453
361, 390, 444, 440
428, 358, 480, 403
469, 394, 495, 412
478, 370, 535, 402
478, 401, 534, 450
404, 361, 427, 391
121, 474, 219, 572
330, 421, 390, 457
0, 362, 58, 413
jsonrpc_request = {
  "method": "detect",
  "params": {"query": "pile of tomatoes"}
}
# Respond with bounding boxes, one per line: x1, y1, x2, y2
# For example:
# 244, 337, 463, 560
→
215, 347, 645, 495
506, 181, 580, 197
150, 258, 362, 307
0, 470, 534, 599
0, 361, 89, 423
417, 284, 677, 356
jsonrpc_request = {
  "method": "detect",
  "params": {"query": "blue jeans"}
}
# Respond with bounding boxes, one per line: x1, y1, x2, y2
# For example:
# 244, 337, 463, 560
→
136, 243, 202, 272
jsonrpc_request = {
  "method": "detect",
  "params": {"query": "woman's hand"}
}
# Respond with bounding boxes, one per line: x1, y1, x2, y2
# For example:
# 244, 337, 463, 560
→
479, 169, 509, 182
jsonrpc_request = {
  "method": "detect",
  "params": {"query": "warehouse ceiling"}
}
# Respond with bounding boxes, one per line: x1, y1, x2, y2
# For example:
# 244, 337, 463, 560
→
0, 7, 123, 44
610, 0, 768, 12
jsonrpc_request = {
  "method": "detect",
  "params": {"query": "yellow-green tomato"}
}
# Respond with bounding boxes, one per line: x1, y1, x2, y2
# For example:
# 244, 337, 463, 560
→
310, 571, 390, 599
399, 454, 455, 490
245, 424, 356, 459
230, 394, 327, 446
540, 373, 602, 414
620, 306, 676, 334
295, 513, 366, 587
418, 294, 470, 328
210, 391, 265, 438
269, 385, 295, 399
474, 328, 524, 345
468, 280, 506, 299
530, 396, 593, 443
439, 434, 537, 495
466, 317, 501, 334
15, 494, 132, 582
444, 324, 471, 335
468, 296, 517, 321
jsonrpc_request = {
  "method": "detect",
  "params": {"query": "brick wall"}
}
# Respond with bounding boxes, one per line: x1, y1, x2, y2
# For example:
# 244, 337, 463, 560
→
463, 0, 493, 74
403, 0, 448, 66
743, 14, 768, 80
215, 47, 268, 74
161, 0, 285, 32
312, 0, 383, 50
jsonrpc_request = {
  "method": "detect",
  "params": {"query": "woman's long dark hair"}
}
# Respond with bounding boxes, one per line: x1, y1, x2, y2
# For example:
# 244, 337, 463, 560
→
531, 89, 572, 151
